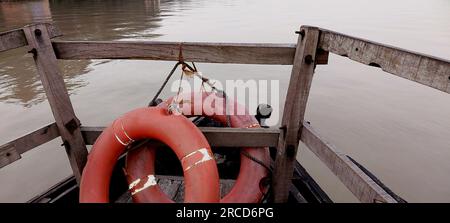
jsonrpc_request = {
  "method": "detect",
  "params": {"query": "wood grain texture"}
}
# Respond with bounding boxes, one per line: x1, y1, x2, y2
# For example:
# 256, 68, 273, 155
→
0, 23, 61, 52
157, 175, 235, 202
301, 121, 397, 203
318, 27, 450, 93
272, 26, 320, 203
23, 24, 88, 183
0, 125, 278, 168
0, 123, 59, 168
0, 145, 21, 169
81, 126, 280, 147
52, 40, 298, 65
0, 29, 26, 52
158, 178, 182, 200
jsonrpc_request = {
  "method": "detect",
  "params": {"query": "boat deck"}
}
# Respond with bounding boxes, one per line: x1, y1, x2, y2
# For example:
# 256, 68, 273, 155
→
115, 176, 236, 203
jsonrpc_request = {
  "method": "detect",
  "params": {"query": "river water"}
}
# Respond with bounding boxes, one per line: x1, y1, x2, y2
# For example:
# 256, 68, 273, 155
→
1, 0, 449, 202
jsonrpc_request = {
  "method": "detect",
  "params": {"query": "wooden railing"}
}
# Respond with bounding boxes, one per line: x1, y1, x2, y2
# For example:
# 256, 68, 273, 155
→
318, 26, 450, 94
0, 23, 449, 203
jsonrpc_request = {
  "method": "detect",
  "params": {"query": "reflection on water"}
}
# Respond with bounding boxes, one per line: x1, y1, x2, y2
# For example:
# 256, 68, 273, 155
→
0, 0, 164, 106
0, 0, 53, 106
0, 47, 91, 107
49, 0, 163, 40
0, 0, 52, 26
0, 0, 450, 202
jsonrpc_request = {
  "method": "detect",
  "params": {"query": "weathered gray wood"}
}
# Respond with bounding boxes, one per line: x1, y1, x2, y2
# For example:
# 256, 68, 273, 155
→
159, 175, 236, 202
0, 29, 26, 53
0, 125, 279, 168
0, 24, 61, 52
0, 123, 59, 168
220, 179, 235, 198
198, 127, 280, 147
81, 126, 280, 147
158, 178, 182, 200
315, 48, 329, 65
300, 121, 397, 203
80, 126, 104, 145
23, 24, 88, 183
272, 26, 320, 203
53, 41, 302, 65
0, 144, 21, 169
318, 27, 450, 94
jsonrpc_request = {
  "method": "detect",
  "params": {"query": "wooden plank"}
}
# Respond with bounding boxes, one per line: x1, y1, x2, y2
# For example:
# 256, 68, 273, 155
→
0, 125, 279, 168
300, 121, 397, 203
318, 27, 450, 94
159, 175, 236, 202
2, 123, 59, 154
315, 48, 329, 65
0, 23, 61, 52
168, 177, 183, 202
23, 24, 88, 183
220, 179, 235, 198
272, 26, 320, 203
0, 123, 59, 168
159, 178, 182, 200
0, 144, 21, 169
80, 126, 104, 145
346, 155, 406, 203
52, 40, 300, 65
199, 127, 280, 147
81, 126, 280, 147
0, 29, 26, 53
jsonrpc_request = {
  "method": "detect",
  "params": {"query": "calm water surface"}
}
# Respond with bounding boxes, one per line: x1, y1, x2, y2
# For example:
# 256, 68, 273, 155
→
1, 0, 450, 202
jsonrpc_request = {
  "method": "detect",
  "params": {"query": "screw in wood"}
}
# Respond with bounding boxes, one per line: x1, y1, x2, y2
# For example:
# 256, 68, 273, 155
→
305, 55, 314, 65
34, 29, 42, 37
295, 30, 305, 39
27, 48, 37, 57
64, 118, 80, 134
286, 145, 296, 157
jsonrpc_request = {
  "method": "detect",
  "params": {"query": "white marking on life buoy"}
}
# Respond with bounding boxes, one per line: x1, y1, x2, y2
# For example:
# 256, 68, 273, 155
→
114, 134, 128, 146
182, 148, 213, 171
128, 178, 141, 190
129, 175, 157, 195
112, 119, 135, 146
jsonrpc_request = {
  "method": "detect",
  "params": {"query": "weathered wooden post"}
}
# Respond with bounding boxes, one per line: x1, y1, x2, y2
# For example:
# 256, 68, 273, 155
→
23, 24, 88, 183
272, 26, 320, 202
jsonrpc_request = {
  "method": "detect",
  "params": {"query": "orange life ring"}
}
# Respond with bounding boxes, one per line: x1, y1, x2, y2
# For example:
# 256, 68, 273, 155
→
79, 107, 220, 203
125, 92, 270, 203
